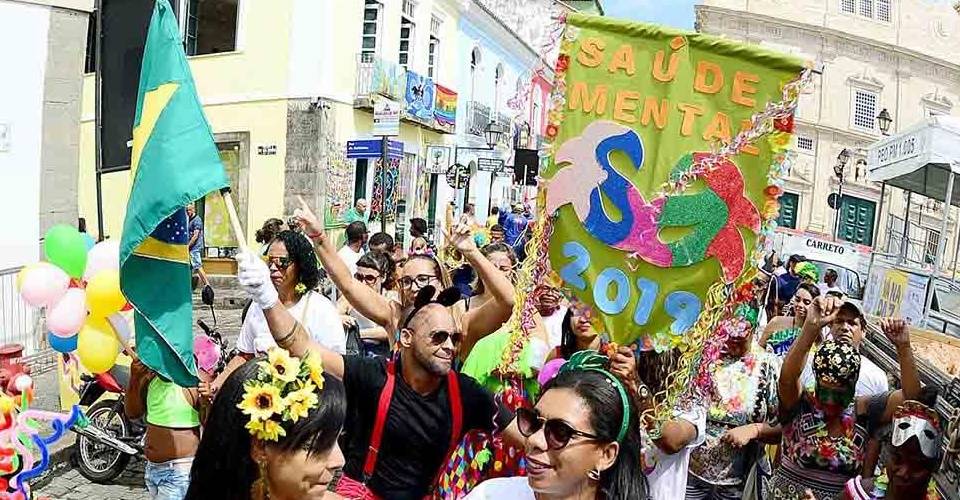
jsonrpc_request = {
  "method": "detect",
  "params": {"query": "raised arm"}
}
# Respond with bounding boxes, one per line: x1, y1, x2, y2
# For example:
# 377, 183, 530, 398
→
443, 222, 516, 355
779, 296, 840, 410
295, 198, 400, 330
236, 252, 345, 379
876, 317, 921, 422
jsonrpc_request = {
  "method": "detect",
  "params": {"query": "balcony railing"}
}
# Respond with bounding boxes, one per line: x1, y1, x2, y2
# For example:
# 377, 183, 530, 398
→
354, 53, 405, 106
467, 101, 491, 138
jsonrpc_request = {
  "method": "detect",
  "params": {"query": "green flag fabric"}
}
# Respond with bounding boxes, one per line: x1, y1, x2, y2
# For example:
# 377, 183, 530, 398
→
119, 0, 228, 387
542, 14, 806, 351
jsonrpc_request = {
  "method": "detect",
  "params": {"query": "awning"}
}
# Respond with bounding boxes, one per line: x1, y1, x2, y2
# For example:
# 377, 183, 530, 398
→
866, 116, 960, 206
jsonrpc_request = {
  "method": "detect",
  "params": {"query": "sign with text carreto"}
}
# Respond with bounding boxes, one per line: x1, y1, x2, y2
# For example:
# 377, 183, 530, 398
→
542, 14, 807, 351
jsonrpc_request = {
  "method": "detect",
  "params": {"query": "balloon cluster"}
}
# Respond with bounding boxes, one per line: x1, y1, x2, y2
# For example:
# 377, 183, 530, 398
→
0, 393, 84, 499
17, 225, 129, 374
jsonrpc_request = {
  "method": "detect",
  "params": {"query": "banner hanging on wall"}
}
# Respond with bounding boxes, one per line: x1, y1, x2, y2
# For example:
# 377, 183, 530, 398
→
540, 14, 808, 352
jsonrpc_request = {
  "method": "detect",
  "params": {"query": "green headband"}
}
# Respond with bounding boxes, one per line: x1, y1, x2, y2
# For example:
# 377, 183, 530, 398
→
558, 350, 631, 443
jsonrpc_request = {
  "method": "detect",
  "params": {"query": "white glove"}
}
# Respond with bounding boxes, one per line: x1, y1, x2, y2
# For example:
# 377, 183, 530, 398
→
236, 251, 279, 310
528, 337, 550, 371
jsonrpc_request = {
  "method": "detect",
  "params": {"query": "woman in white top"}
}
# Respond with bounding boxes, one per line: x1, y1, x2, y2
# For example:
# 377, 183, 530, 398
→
465, 352, 648, 500
206, 231, 345, 397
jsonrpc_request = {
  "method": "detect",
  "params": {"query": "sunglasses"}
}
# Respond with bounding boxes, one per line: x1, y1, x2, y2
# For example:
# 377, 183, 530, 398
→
398, 274, 438, 290
426, 329, 462, 346
262, 255, 293, 271
354, 272, 380, 285
515, 407, 601, 450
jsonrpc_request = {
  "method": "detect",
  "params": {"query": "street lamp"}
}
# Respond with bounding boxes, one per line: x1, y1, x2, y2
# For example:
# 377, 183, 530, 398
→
833, 148, 852, 240
454, 120, 505, 214
877, 108, 893, 135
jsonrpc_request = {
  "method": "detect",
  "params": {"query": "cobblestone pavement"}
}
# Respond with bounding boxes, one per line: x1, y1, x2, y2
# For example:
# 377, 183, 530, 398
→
31, 280, 245, 499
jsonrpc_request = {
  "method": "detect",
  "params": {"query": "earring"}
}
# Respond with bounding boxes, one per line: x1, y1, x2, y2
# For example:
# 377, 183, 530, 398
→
251, 461, 269, 500
587, 468, 601, 481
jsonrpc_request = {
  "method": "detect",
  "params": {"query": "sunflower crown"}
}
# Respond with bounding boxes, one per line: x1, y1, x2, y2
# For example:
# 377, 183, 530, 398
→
237, 348, 325, 442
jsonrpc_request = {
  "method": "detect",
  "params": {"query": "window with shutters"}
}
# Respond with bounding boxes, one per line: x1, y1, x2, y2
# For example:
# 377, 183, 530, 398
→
877, 0, 891, 22
859, 0, 874, 17
361, 0, 382, 63
924, 229, 940, 265
777, 192, 800, 229
398, 3, 416, 69
841, 0, 855, 13
851, 88, 878, 132
428, 15, 441, 78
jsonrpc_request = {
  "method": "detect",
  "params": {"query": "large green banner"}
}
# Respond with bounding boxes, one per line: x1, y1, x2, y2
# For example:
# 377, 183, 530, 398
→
542, 15, 806, 352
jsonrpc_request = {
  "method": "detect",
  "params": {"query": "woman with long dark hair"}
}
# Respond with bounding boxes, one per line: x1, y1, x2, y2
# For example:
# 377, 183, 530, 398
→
206, 230, 345, 397
760, 282, 820, 357
464, 351, 648, 499
186, 352, 346, 500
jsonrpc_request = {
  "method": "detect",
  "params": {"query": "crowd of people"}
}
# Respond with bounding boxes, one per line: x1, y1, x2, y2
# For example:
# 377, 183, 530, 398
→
125, 199, 946, 500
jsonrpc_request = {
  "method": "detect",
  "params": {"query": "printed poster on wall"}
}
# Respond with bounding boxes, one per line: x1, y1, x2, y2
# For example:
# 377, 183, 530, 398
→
542, 14, 807, 351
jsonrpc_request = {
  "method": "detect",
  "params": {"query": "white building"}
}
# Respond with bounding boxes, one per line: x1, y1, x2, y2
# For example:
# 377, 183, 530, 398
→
0, 0, 91, 350
697, 0, 960, 274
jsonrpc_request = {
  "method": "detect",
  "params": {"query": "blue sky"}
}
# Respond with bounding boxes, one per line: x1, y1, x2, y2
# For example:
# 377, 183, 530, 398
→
601, 0, 697, 29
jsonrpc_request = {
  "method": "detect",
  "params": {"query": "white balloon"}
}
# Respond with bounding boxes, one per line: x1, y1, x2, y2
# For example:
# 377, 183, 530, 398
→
84, 240, 121, 281
20, 263, 70, 307
47, 288, 87, 336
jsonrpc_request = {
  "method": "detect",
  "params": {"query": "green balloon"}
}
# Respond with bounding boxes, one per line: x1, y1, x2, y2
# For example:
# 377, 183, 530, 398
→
43, 225, 88, 278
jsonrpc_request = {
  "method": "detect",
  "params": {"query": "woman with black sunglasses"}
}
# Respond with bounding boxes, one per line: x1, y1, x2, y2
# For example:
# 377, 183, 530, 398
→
465, 351, 648, 500
205, 230, 345, 399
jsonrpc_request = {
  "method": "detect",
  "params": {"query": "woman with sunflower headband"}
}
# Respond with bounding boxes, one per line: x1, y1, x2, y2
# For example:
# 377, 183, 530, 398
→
209, 230, 346, 399
769, 297, 922, 500
186, 349, 346, 500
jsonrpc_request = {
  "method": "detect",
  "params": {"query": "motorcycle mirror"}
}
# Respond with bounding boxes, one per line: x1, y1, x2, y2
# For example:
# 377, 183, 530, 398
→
201, 284, 215, 307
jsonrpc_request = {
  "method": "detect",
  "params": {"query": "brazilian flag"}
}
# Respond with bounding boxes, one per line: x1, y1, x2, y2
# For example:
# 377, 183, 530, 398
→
119, 0, 228, 387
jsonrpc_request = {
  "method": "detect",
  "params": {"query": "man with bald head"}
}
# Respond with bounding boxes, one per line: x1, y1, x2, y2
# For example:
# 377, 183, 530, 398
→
343, 198, 369, 224
235, 247, 515, 499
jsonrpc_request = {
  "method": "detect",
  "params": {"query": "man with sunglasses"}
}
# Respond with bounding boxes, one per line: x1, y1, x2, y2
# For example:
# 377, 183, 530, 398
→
236, 247, 518, 499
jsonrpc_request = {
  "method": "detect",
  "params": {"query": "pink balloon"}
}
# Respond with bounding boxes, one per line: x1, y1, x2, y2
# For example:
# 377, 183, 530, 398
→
20, 263, 70, 307
83, 240, 120, 281
47, 288, 87, 337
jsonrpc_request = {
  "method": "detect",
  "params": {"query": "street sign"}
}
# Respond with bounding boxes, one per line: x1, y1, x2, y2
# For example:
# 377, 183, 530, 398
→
828, 192, 840, 210
445, 163, 470, 189
477, 157, 505, 173
346, 139, 404, 160
373, 97, 401, 136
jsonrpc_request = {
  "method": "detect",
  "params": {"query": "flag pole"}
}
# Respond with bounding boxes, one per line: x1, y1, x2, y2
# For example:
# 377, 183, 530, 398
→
220, 188, 247, 253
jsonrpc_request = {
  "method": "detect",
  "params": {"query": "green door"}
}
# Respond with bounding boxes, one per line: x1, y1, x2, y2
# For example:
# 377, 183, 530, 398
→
838, 195, 876, 245
777, 192, 799, 229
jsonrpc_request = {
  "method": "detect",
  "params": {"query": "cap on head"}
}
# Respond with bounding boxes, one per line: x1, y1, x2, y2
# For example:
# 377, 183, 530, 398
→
813, 340, 860, 388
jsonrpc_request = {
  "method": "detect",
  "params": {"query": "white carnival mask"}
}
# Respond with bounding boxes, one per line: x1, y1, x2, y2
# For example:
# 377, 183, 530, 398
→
890, 401, 941, 459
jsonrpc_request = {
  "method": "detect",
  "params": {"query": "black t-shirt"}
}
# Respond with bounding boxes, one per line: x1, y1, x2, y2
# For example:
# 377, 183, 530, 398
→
341, 355, 499, 500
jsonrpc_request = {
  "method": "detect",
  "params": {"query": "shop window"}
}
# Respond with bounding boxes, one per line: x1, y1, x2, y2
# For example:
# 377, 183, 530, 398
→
200, 141, 242, 256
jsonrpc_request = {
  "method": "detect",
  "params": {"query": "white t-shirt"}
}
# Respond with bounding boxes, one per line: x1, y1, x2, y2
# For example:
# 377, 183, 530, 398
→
337, 245, 364, 275
800, 354, 889, 397
464, 477, 534, 500
646, 403, 707, 500
238, 291, 346, 355
819, 283, 845, 297
542, 306, 569, 351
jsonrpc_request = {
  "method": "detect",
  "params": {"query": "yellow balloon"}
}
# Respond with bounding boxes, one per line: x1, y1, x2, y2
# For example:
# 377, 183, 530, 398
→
86, 270, 126, 318
77, 320, 120, 374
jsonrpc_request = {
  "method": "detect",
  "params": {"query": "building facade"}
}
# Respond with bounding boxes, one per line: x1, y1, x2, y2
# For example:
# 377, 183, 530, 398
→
697, 0, 960, 273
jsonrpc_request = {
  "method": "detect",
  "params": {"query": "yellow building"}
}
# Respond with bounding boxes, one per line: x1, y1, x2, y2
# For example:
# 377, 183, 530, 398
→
78, 0, 463, 260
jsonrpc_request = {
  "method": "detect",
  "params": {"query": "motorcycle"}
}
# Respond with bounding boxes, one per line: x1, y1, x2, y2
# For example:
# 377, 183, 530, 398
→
72, 286, 230, 483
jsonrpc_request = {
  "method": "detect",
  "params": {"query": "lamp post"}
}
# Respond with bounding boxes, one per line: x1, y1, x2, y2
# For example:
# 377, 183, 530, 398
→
454, 120, 505, 215
877, 108, 893, 136
833, 148, 852, 240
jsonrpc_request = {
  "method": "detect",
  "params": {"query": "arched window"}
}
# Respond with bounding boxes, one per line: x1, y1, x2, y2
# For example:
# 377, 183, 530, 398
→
470, 47, 482, 100
494, 63, 504, 112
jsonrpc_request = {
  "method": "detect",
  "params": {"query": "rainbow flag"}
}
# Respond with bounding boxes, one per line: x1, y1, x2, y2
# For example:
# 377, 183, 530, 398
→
435, 84, 458, 129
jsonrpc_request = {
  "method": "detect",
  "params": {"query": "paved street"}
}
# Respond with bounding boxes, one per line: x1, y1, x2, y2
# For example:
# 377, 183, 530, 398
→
31, 281, 244, 499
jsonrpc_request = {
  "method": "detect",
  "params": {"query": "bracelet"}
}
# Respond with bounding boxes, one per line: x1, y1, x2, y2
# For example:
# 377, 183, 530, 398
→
307, 231, 322, 240
276, 322, 301, 349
